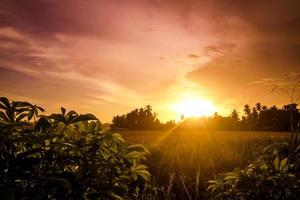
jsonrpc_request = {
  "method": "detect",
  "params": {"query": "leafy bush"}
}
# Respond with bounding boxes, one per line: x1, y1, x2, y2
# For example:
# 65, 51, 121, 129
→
207, 142, 300, 200
0, 97, 158, 199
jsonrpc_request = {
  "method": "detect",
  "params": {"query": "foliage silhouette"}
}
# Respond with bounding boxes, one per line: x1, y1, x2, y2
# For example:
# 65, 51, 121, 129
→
177, 103, 299, 132
0, 97, 159, 200
207, 78, 300, 200
111, 103, 299, 132
111, 105, 175, 130
207, 142, 300, 200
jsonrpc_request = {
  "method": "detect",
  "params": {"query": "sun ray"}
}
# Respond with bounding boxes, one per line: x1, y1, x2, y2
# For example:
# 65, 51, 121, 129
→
154, 121, 183, 146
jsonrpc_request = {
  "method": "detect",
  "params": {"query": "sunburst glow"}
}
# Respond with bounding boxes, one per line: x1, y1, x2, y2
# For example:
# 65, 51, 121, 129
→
172, 98, 216, 118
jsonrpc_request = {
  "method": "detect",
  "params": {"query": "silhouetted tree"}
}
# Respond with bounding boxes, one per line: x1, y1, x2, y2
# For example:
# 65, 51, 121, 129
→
111, 105, 174, 130
112, 103, 299, 132
178, 103, 300, 132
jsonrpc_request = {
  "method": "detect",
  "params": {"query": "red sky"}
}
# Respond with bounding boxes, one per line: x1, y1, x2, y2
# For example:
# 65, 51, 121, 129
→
0, 0, 300, 122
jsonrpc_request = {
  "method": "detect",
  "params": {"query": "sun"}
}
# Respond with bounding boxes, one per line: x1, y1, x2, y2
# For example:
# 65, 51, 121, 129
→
172, 98, 216, 118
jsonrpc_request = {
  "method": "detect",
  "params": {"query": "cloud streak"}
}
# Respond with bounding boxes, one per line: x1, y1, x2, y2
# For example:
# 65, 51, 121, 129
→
0, 0, 299, 121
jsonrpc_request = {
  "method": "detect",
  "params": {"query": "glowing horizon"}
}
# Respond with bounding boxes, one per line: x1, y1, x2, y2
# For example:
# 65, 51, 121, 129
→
170, 96, 216, 119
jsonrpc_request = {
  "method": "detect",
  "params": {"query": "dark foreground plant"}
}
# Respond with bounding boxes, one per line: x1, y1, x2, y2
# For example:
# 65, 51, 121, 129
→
207, 75, 300, 200
207, 141, 300, 200
207, 142, 300, 200
0, 97, 160, 200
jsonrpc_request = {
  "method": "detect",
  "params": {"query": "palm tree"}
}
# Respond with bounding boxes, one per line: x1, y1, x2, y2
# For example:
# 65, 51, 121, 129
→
255, 103, 262, 112
243, 104, 251, 117
230, 109, 239, 121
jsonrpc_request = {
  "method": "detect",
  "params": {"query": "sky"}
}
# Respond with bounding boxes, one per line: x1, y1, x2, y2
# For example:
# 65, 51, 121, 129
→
0, 0, 300, 122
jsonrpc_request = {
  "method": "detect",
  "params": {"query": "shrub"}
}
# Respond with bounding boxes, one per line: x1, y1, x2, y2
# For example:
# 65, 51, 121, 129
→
0, 97, 157, 199
207, 142, 300, 200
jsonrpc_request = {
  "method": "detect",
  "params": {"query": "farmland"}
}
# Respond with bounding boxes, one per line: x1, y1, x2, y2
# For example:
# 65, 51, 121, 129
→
1, 96, 299, 199
119, 129, 290, 198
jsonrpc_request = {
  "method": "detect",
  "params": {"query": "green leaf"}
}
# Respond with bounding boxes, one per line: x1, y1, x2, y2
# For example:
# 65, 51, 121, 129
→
103, 191, 123, 200
136, 171, 151, 181
16, 148, 42, 159
125, 151, 143, 160
112, 133, 125, 143
95, 120, 102, 131
16, 107, 30, 114
0, 97, 10, 108
0, 102, 7, 110
134, 164, 148, 171
16, 113, 28, 122
15, 101, 33, 107
223, 175, 238, 181
70, 114, 97, 124
35, 117, 51, 131
131, 173, 138, 181
0, 119, 9, 125
259, 163, 268, 170
48, 114, 67, 124
36, 105, 45, 112
280, 158, 288, 171
28, 110, 34, 120
134, 165, 151, 181
127, 144, 149, 154
207, 180, 218, 184
87, 120, 101, 132
88, 121, 96, 131
61, 107, 66, 116
207, 184, 217, 192
66, 110, 78, 120
0, 111, 9, 121
274, 156, 280, 170
5, 108, 15, 122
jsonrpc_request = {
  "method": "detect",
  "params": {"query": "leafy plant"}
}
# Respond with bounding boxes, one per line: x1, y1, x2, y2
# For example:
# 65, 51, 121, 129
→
207, 75, 300, 200
207, 141, 300, 200
0, 97, 158, 199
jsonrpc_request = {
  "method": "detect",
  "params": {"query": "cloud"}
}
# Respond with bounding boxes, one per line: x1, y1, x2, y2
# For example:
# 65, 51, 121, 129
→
204, 43, 236, 57
0, 0, 115, 39
0, 1, 202, 93
157, 0, 300, 36
0, 0, 299, 121
187, 54, 200, 59
176, 0, 300, 107
187, 40, 300, 107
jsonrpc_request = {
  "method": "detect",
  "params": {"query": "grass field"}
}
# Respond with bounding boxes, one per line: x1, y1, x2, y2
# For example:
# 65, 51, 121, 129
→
118, 129, 290, 199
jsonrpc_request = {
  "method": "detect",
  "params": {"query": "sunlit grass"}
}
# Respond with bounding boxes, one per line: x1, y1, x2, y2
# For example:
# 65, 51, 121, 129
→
119, 129, 289, 198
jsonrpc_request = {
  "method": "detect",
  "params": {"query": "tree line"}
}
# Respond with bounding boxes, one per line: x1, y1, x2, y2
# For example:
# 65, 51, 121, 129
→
180, 103, 300, 132
239, 103, 299, 131
111, 103, 300, 132
111, 105, 176, 130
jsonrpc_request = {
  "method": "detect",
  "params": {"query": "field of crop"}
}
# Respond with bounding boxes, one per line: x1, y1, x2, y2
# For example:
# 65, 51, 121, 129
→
1, 95, 298, 199
119, 129, 290, 199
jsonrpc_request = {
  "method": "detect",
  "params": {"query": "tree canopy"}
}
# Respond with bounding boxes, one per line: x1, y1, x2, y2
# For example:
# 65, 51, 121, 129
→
111, 105, 175, 130
179, 103, 299, 132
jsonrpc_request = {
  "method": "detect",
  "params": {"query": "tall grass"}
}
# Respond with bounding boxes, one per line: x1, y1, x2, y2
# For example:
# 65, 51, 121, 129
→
119, 129, 289, 199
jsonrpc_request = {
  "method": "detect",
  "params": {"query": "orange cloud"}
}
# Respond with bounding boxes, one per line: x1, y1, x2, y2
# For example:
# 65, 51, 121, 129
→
0, 0, 299, 122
